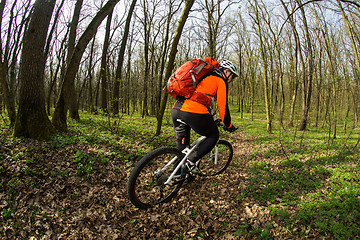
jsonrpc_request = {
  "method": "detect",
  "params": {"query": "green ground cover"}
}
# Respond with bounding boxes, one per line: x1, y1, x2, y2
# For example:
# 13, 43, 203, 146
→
0, 110, 359, 239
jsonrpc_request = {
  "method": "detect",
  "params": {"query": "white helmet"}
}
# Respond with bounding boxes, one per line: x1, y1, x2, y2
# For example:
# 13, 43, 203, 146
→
220, 59, 239, 77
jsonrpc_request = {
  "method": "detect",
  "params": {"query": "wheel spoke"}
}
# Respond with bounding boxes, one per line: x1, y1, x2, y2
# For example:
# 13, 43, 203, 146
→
127, 147, 184, 209
198, 140, 233, 176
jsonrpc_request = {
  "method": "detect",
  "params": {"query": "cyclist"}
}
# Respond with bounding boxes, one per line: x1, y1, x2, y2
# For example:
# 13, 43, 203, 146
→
171, 59, 238, 173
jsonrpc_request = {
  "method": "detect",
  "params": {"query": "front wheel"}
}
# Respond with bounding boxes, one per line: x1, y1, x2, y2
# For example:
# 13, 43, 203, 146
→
127, 147, 185, 209
198, 140, 233, 176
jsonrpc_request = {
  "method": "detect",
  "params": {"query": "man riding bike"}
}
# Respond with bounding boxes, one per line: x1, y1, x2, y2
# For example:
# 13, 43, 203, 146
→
171, 59, 239, 173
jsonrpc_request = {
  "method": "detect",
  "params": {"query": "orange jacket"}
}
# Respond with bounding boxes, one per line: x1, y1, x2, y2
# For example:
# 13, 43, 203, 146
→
174, 73, 233, 128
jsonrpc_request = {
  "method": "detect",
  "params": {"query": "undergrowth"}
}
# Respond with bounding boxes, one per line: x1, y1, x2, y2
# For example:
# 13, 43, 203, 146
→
0, 110, 359, 239
235, 115, 360, 238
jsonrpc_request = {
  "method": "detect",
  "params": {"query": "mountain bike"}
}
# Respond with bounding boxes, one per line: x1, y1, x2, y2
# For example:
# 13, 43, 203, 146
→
127, 120, 234, 209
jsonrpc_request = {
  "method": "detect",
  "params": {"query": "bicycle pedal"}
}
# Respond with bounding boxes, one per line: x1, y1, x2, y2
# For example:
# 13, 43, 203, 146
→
186, 174, 196, 182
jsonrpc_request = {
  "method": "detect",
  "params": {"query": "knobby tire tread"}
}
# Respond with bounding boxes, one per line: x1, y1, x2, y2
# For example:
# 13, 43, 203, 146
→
127, 147, 184, 209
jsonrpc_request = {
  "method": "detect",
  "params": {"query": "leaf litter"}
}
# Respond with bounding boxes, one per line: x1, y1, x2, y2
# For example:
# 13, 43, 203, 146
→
0, 129, 330, 239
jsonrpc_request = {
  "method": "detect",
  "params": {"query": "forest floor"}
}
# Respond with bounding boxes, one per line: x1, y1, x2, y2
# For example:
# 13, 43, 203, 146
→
0, 114, 359, 239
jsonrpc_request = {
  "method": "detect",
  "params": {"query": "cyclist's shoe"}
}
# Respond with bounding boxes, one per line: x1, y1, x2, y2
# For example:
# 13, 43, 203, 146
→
173, 167, 185, 181
185, 159, 200, 174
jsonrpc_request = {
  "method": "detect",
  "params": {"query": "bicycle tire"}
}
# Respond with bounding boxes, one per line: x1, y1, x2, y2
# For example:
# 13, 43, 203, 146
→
127, 147, 185, 209
198, 140, 233, 176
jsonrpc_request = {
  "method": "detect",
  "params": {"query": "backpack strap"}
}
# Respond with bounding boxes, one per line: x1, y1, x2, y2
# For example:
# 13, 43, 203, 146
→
195, 69, 222, 87
196, 69, 228, 92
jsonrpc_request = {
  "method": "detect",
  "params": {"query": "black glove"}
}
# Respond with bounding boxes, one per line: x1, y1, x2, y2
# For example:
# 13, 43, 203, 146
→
215, 119, 222, 127
224, 125, 238, 133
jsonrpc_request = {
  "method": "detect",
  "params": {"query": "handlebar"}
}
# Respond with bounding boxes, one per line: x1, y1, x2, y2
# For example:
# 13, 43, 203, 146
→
215, 119, 238, 133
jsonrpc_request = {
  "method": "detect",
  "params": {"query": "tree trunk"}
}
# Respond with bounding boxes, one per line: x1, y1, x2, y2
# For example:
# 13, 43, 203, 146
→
112, 0, 137, 115
0, 63, 16, 124
298, 0, 314, 131
44, 0, 66, 58
313, 6, 338, 138
52, 0, 120, 131
250, 0, 272, 133
47, 28, 68, 115
13, 0, 56, 140
280, 0, 300, 128
100, 8, 113, 113
67, 0, 83, 120
155, 1, 178, 114
0, 0, 18, 125
87, 35, 96, 113
206, 1, 215, 58
126, 30, 134, 115
155, 0, 195, 136
337, 0, 360, 130
142, 0, 150, 118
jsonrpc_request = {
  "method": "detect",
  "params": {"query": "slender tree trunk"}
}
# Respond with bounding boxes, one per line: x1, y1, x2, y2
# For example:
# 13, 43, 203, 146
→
112, 0, 137, 115
88, 35, 96, 113
238, 45, 245, 118
67, 0, 83, 121
13, 0, 56, 140
314, 47, 323, 127
44, 0, 66, 58
321, 84, 331, 128
47, 29, 68, 115
250, 71, 255, 121
281, 0, 300, 128
155, 0, 195, 136
142, 0, 149, 117
156, 0, 175, 113
206, 1, 215, 58
298, 0, 314, 131
100, 9, 113, 113
250, 0, 272, 133
0, 63, 16, 124
337, 0, 360, 130
0, 0, 17, 125
126, 29, 134, 115
52, 0, 120, 131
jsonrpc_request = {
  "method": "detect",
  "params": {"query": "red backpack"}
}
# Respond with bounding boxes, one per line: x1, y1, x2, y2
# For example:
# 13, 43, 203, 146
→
166, 57, 220, 107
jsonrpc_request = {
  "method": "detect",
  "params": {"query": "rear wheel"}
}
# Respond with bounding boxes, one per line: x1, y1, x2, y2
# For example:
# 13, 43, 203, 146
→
198, 140, 233, 176
127, 147, 185, 209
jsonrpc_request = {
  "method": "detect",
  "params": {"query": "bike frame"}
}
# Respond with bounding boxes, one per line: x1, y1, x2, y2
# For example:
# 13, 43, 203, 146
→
155, 116, 224, 186
158, 135, 220, 185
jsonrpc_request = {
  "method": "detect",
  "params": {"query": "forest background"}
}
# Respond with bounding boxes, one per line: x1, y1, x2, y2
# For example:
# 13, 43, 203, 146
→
0, 0, 359, 139
0, 0, 360, 239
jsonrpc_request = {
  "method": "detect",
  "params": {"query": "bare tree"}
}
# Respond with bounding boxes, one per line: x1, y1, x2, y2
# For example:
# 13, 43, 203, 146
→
297, 0, 314, 131
112, 0, 137, 115
140, 0, 151, 117
13, 0, 57, 140
197, 0, 236, 59
0, 0, 31, 125
280, 0, 301, 128
66, 0, 83, 120
46, 26, 69, 115
249, 0, 272, 133
99, 8, 114, 113
52, 0, 121, 132
86, 34, 97, 113
337, 0, 360, 126
155, 1, 180, 113
155, 0, 196, 135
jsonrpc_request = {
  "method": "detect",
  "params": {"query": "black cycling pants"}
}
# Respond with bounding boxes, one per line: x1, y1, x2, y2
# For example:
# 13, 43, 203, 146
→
171, 109, 219, 163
